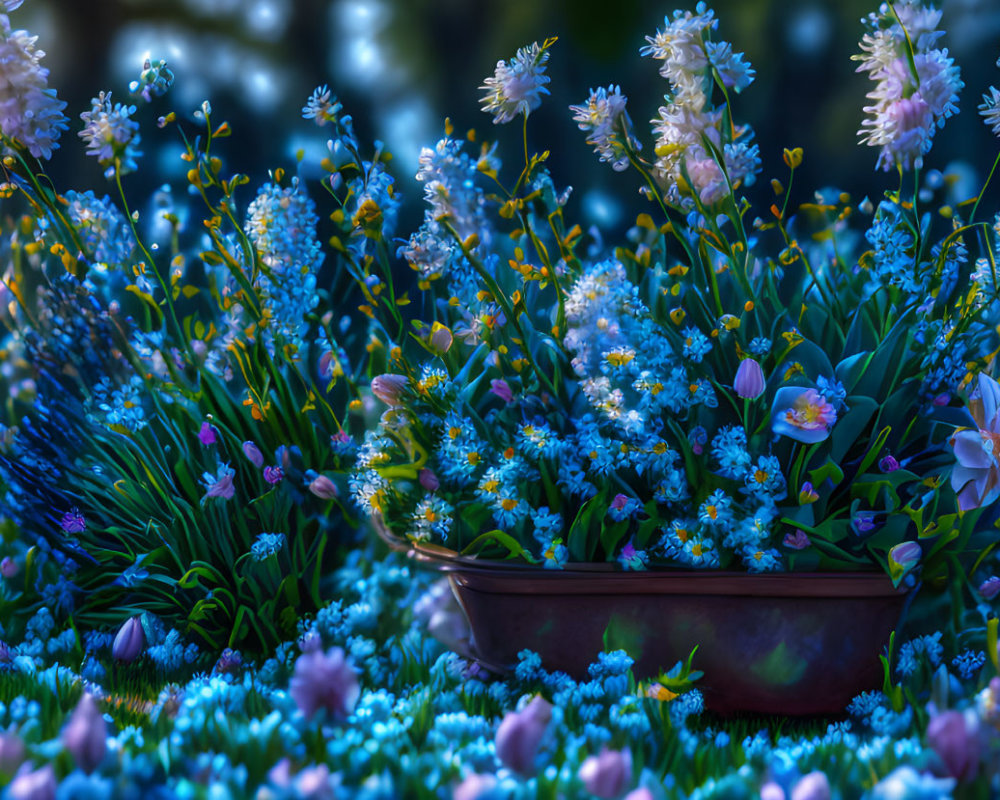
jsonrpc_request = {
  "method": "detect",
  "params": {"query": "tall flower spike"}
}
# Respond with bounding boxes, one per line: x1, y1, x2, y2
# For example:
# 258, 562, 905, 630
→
570, 85, 639, 172
854, 1, 962, 171
0, 13, 68, 159
480, 39, 553, 125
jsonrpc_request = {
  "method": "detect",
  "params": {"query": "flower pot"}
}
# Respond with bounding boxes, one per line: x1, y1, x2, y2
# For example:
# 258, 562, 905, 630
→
376, 518, 911, 715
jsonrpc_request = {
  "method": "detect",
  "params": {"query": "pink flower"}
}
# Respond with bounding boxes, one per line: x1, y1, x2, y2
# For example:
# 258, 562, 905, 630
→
371, 374, 409, 406
289, 646, 360, 720
578, 747, 633, 799
771, 387, 837, 444
926, 709, 980, 782
263, 465, 284, 485
308, 474, 339, 499
950, 373, 1000, 510
790, 771, 831, 800
7, 763, 56, 800
61, 692, 107, 774
0, 556, 18, 579
495, 695, 552, 777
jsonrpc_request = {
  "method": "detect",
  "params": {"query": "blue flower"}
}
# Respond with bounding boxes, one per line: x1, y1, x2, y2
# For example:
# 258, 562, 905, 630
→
250, 533, 286, 561
78, 91, 142, 178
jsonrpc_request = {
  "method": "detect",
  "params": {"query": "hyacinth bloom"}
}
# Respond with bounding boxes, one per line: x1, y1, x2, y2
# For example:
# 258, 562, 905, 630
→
289, 646, 360, 720
950, 373, 1000, 510
61, 692, 107, 774
495, 695, 552, 777
771, 387, 838, 444
734, 357, 765, 399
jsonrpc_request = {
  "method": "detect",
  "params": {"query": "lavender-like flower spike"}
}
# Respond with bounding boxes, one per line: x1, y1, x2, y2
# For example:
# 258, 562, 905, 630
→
0, 13, 68, 159
854, 1, 962, 172
570, 85, 639, 172
480, 40, 552, 125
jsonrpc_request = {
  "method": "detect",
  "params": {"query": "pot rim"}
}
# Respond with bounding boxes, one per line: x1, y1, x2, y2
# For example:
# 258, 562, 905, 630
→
373, 514, 908, 597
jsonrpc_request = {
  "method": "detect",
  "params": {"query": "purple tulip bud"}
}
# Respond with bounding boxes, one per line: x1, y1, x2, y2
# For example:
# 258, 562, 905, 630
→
489, 379, 514, 404
878, 454, 900, 472
0, 556, 18, 579
197, 421, 217, 446
578, 747, 633, 799
734, 357, 765, 399
979, 576, 1000, 600
453, 773, 498, 800
889, 541, 921, 571
0, 731, 26, 774
308, 474, 339, 500
61, 692, 107, 774
495, 695, 552, 777
289, 646, 360, 720
927, 709, 980, 782
112, 616, 145, 663
242, 441, 265, 468
371, 374, 409, 406
419, 468, 440, 491
760, 782, 786, 800
7, 763, 56, 800
791, 771, 831, 800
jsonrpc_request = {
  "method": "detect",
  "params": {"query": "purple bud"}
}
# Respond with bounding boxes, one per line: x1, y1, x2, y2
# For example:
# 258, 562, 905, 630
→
791, 771, 831, 800
7, 763, 56, 800
495, 695, 552, 777
578, 747, 633, 799
197, 421, 217, 446
926, 709, 980, 782
61, 692, 107, 774
783, 529, 810, 550
289, 646, 360, 720
419, 468, 440, 491
980, 576, 1000, 600
242, 441, 265, 468
0, 556, 18, 579
430, 322, 453, 353
59, 508, 86, 534
889, 541, 921, 570
878, 454, 900, 472
734, 358, 765, 400
371, 374, 409, 406
308, 474, 339, 500
112, 616, 145, 662
263, 465, 284, 485
489, 378, 514, 404
0, 731, 26, 774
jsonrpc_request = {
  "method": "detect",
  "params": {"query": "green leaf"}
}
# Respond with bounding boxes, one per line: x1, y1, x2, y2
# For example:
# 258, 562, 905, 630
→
600, 519, 630, 561
567, 490, 608, 562
835, 351, 873, 395
808, 458, 844, 489
461, 530, 537, 562
829, 396, 879, 465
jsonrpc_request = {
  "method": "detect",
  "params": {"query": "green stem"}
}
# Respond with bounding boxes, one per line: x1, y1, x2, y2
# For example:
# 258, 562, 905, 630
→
971, 149, 1000, 224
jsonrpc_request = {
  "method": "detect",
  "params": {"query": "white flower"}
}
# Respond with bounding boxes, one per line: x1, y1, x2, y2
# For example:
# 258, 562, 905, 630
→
479, 41, 551, 124
0, 14, 67, 159
980, 85, 1000, 136
569, 85, 638, 172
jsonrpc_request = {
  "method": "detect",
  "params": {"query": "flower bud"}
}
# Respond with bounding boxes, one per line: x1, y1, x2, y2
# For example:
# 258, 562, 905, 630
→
734, 357, 765, 399
112, 616, 145, 663
429, 321, 453, 354
489, 378, 513, 403
878, 454, 900, 472
371, 374, 409, 406
7, 763, 56, 800
242, 440, 265, 468
308, 474, 339, 500
197, 421, 217, 446
419, 468, 440, 491
495, 695, 552, 777
0, 556, 18, 579
979, 576, 1000, 600
888, 541, 921, 571
791, 771, 831, 800
926, 709, 980, 782
61, 692, 107, 774
578, 747, 633, 799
